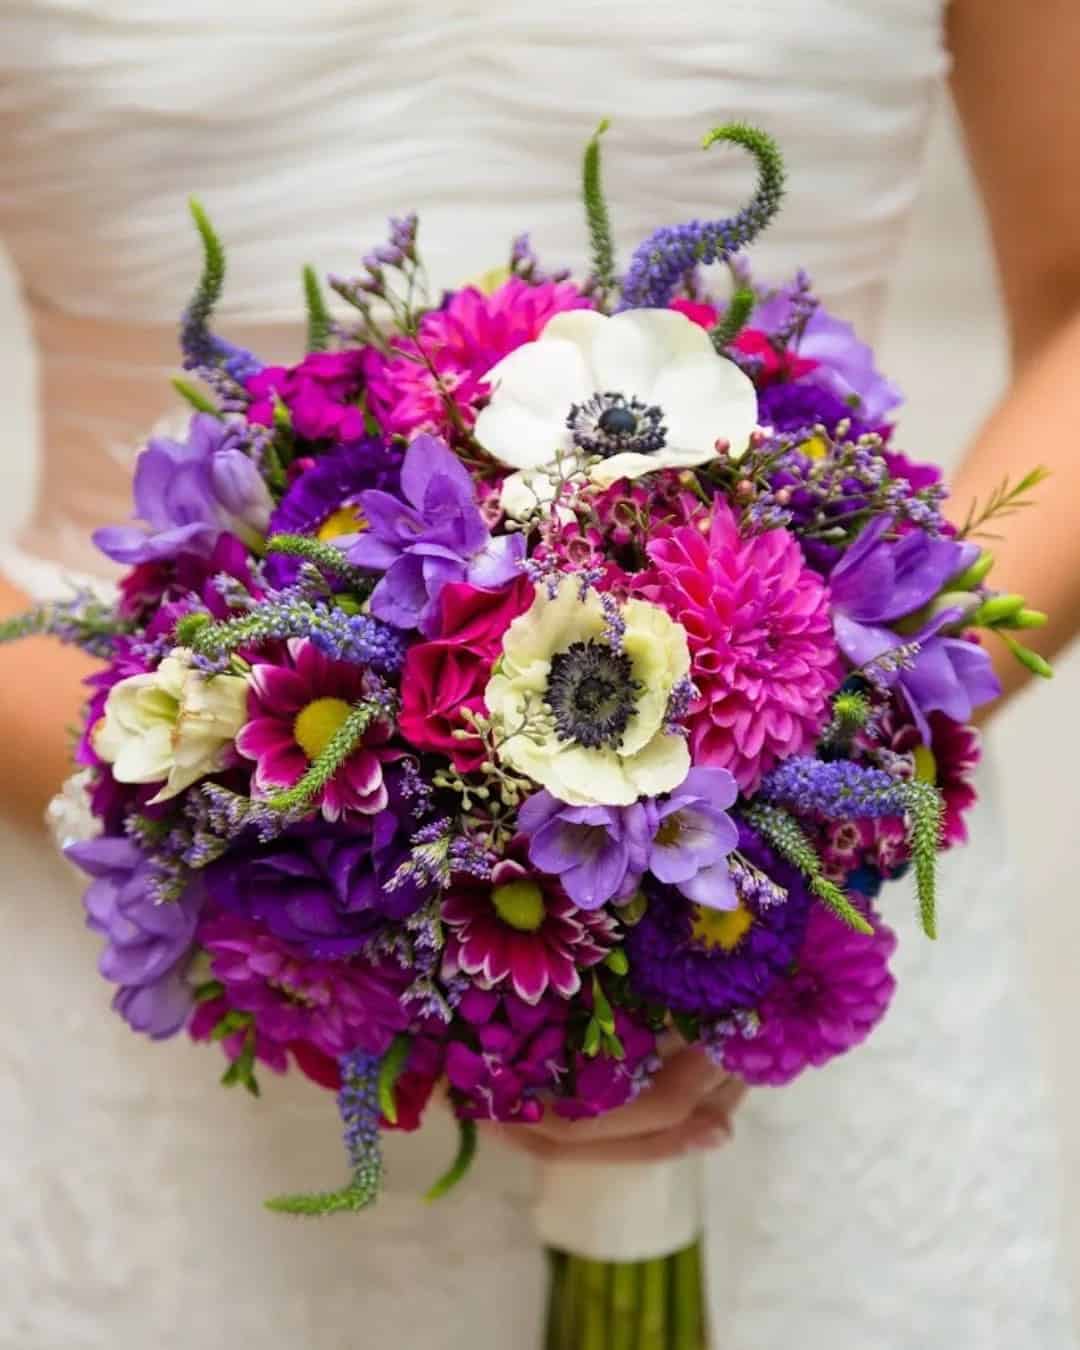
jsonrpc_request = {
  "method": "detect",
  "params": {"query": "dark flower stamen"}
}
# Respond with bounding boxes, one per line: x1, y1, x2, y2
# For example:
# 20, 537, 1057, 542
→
545, 639, 641, 750
567, 392, 667, 459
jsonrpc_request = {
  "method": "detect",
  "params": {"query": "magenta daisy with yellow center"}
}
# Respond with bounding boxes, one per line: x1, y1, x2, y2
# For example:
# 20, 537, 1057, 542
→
441, 844, 618, 1005
237, 638, 396, 821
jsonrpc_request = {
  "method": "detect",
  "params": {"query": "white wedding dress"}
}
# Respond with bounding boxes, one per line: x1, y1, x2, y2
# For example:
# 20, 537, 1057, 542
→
0, 3, 1075, 1347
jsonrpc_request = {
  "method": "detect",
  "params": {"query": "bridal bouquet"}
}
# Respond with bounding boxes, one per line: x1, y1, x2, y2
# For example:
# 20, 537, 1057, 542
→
6, 124, 1051, 1349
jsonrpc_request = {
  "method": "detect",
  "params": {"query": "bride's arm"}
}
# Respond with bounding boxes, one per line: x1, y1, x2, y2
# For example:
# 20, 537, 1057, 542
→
946, 0, 1080, 703
0, 575, 97, 827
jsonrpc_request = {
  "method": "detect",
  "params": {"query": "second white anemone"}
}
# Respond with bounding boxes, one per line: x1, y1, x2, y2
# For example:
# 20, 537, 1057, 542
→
484, 577, 692, 807
473, 307, 759, 516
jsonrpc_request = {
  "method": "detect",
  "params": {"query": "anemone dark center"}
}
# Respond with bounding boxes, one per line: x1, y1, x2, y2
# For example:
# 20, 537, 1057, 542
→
545, 639, 641, 751
567, 391, 667, 459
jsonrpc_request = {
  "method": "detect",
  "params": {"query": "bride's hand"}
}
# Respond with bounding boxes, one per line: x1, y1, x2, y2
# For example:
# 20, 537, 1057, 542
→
487, 1047, 747, 1165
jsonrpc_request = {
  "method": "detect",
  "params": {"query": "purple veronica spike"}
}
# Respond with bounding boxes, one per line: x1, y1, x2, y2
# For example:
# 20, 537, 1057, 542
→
350, 435, 525, 634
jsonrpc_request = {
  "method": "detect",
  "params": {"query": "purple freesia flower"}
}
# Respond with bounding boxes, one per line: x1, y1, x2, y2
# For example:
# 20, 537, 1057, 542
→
830, 519, 1000, 736
94, 414, 273, 565
753, 286, 902, 422
349, 435, 525, 634
66, 835, 203, 1039
519, 767, 739, 912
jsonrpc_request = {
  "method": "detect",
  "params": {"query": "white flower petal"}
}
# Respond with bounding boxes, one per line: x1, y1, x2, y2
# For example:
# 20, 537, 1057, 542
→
588, 452, 666, 488
112, 724, 174, 785
538, 308, 611, 353
625, 733, 692, 799
654, 352, 759, 462
542, 746, 639, 807
588, 309, 715, 398
475, 336, 591, 470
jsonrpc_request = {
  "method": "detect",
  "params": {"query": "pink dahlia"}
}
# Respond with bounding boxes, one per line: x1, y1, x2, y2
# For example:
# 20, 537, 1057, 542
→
641, 503, 841, 793
442, 845, 617, 1005
237, 638, 396, 821
362, 277, 592, 439
188, 914, 414, 1076
722, 905, 897, 1086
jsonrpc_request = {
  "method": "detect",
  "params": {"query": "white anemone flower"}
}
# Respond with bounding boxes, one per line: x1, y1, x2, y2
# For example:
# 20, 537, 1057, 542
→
92, 650, 249, 803
473, 308, 759, 516
484, 578, 692, 807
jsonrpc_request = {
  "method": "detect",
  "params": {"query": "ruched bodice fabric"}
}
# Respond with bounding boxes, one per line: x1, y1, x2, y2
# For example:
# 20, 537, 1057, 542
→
1, 0, 948, 590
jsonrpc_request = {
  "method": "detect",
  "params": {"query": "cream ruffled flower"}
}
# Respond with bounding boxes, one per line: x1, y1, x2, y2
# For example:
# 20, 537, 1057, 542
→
473, 308, 758, 517
484, 579, 692, 806
93, 651, 249, 803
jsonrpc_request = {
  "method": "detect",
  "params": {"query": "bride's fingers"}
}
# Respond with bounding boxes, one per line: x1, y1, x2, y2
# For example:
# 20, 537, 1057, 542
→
526, 1048, 729, 1145
490, 1112, 730, 1166
687, 1076, 748, 1130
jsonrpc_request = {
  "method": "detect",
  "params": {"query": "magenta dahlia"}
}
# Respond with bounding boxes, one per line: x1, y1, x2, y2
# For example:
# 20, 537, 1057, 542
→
362, 277, 592, 439
236, 638, 396, 821
641, 502, 841, 793
441, 844, 617, 1005
188, 914, 414, 1073
721, 905, 897, 1086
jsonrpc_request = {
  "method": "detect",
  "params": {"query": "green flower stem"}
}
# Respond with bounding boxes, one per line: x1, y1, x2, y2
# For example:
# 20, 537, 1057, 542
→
637, 1258, 668, 1350
560, 1253, 583, 1348
670, 1244, 705, 1349
609, 1262, 639, 1350
580, 1259, 610, 1350
376, 1035, 411, 1125
171, 376, 221, 416
266, 700, 381, 816
546, 1251, 569, 1350
424, 1117, 478, 1202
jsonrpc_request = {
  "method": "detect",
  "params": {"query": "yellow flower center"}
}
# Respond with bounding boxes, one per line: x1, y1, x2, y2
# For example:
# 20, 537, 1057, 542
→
801, 434, 829, 461
317, 504, 367, 542
491, 880, 547, 933
913, 744, 937, 784
293, 697, 352, 761
690, 903, 754, 952
654, 816, 684, 848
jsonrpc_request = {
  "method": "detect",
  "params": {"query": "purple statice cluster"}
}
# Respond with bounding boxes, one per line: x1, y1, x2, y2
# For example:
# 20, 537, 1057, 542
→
11, 119, 1046, 1217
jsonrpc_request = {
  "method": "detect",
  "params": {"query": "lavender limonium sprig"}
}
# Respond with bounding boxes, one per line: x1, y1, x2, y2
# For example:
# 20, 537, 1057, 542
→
0, 589, 132, 659
619, 124, 785, 311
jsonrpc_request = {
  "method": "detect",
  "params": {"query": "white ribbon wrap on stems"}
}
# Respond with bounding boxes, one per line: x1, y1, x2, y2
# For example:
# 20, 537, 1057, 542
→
532, 1152, 705, 1262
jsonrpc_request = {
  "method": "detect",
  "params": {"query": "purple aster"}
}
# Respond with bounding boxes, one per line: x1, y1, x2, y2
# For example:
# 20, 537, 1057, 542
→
720, 904, 897, 1086
829, 519, 1000, 736
265, 438, 404, 587
202, 792, 429, 958
94, 414, 273, 565
66, 835, 203, 1039
756, 381, 878, 439
752, 285, 902, 422
624, 823, 811, 1017
349, 435, 526, 634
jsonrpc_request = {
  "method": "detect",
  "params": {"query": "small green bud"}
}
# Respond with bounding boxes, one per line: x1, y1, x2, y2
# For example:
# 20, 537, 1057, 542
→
618, 891, 648, 926
175, 612, 212, 645
1008, 608, 1048, 630
604, 948, 629, 976
972, 593, 1026, 627
948, 550, 994, 590
1000, 632, 1053, 679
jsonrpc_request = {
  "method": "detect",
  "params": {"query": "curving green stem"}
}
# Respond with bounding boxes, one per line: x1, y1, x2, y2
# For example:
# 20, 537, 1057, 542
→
376, 1035, 412, 1125
424, 1117, 478, 1202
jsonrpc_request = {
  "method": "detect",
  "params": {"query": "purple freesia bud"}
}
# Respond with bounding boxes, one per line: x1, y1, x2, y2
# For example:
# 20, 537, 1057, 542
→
350, 435, 525, 634
93, 414, 273, 565
66, 835, 203, 1039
